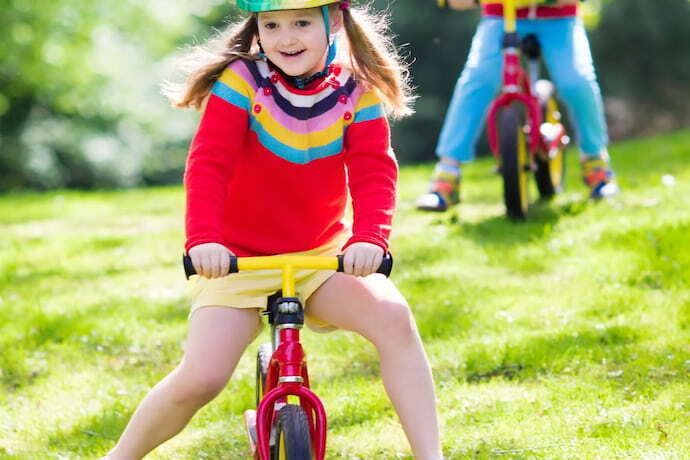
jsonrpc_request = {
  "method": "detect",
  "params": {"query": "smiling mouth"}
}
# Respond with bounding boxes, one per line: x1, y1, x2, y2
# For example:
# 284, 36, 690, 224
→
280, 50, 305, 57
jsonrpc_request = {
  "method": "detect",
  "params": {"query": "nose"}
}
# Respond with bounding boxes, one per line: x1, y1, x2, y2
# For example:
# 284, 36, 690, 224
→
276, 30, 298, 48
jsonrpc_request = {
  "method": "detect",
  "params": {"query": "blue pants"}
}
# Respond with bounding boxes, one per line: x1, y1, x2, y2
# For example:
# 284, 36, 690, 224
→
436, 17, 608, 162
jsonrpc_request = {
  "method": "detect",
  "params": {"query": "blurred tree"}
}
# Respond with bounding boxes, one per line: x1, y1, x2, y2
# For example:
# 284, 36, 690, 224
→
0, 0, 227, 190
0, 0, 688, 190
590, 0, 690, 139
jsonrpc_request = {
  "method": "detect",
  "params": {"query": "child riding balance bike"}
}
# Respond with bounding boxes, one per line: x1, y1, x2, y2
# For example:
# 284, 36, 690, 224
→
102, 0, 444, 458
417, 0, 619, 218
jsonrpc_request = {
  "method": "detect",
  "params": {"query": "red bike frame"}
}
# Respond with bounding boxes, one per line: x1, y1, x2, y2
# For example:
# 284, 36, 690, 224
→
485, 0, 568, 162
486, 46, 543, 156
255, 326, 327, 460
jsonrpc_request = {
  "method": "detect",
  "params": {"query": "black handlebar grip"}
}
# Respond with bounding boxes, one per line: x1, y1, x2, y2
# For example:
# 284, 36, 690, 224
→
336, 253, 393, 277
183, 254, 196, 279
182, 254, 239, 279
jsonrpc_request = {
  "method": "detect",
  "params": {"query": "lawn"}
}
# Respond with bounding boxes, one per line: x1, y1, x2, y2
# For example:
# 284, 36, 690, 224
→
1, 130, 689, 459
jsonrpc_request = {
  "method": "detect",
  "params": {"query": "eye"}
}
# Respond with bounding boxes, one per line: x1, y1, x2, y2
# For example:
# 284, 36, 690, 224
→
295, 20, 310, 27
263, 22, 278, 30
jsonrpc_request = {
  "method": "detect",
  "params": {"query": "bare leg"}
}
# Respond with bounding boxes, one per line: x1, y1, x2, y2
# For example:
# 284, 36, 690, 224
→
107, 307, 262, 460
306, 274, 442, 460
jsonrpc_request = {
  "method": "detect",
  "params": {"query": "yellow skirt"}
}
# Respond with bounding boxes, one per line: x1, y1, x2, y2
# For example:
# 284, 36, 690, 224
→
187, 235, 345, 331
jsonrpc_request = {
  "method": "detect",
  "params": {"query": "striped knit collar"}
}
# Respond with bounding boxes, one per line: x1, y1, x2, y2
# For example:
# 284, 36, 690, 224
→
252, 59, 348, 95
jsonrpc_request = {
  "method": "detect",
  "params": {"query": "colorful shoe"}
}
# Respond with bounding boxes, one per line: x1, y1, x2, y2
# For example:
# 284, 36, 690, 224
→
416, 164, 460, 212
581, 155, 619, 199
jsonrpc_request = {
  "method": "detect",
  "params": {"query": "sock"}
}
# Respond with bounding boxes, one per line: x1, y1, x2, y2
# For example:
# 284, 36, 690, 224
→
435, 161, 461, 177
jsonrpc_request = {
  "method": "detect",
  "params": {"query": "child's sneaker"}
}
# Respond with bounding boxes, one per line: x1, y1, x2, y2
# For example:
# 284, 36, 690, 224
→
581, 155, 619, 199
415, 163, 460, 212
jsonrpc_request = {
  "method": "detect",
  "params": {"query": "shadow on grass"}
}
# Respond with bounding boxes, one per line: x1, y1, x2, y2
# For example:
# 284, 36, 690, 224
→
447, 439, 563, 459
434, 324, 642, 384
326, 395, 396, 432
0, 264, 131, 287
452, 197, 590, 248
595, 220, 690, 290
0, 299, 186, 392
45, 401, 128, 454
44, 398, 250, 458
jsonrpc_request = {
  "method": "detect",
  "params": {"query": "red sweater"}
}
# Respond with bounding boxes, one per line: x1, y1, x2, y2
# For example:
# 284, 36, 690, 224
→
184, 59, 397, 256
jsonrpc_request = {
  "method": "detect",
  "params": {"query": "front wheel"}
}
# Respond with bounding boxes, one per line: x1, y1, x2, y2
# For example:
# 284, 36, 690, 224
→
275, 404, 313, 460
499, 106, 530, 219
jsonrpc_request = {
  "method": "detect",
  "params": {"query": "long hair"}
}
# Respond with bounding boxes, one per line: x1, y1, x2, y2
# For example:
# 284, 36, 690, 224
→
163, 15, 259, 110
165, 4, 414, 118
340, 5, 415, 119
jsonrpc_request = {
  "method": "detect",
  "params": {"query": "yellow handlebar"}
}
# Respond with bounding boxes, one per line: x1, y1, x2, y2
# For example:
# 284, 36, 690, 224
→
235, 256, 339, 271
238, 256, 339, 296
183, 254, 393, 298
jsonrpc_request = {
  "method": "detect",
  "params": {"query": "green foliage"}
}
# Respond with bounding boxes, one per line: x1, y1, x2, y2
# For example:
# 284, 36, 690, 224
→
590, 0, 690, 139
0, 1, 230, 190
1, 131, 689, 457
1, 1, 689, 189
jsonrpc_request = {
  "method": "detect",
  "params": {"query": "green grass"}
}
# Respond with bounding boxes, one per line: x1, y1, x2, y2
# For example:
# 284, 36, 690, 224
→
1, 130, 689, 459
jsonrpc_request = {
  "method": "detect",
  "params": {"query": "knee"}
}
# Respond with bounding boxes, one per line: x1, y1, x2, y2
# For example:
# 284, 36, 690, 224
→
366, 300, 419, 348
172, 364, 230, 405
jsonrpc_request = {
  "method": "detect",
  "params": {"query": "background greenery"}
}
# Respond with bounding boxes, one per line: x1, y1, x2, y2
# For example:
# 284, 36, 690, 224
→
1, 0, 689, 190
1, 130, 689, 458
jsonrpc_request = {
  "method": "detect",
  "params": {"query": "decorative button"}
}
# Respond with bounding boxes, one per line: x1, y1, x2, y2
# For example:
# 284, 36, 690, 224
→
344, 111, 352, 121
271, 74, 279, 83
254, 104, 262, 114
338, 94, 348, 104
263, 87, 273, 96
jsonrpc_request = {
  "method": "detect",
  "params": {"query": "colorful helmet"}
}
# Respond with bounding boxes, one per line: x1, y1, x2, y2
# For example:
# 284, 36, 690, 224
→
234, 0, 340, 13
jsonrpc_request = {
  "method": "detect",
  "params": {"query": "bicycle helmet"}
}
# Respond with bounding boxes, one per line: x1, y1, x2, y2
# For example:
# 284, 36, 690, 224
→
234, 0, 340, 12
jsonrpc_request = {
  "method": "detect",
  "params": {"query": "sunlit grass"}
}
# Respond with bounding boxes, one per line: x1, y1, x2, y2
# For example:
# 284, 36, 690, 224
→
1, 130, 689, 458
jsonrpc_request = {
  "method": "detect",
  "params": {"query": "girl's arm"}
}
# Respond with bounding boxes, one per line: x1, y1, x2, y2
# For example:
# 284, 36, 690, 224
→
184, 67, 251, 272
343, 92, 398, 276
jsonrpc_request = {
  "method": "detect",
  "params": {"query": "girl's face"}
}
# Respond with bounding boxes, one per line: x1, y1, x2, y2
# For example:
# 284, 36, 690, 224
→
257, 7, 340, 79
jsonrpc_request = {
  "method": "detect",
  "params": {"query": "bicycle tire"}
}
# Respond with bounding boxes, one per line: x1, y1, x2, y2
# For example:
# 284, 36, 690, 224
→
499, 106, 529, 219
274, 404, 313, 460
535, 97, 566, 198
256, 342, 272, 406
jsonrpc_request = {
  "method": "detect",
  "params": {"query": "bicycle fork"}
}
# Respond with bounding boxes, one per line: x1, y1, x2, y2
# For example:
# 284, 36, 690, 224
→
248, 297, 328, 460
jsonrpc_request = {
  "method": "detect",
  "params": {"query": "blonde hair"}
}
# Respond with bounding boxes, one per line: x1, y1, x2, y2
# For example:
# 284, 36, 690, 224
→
164, 4, 414, 118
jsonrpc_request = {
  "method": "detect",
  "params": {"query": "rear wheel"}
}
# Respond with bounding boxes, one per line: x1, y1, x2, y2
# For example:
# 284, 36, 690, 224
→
499, 106, 530, 219
275, 404, 313, 460
535, 96, 566, 198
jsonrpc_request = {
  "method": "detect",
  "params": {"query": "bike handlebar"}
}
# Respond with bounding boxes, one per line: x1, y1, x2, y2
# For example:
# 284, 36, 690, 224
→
182, 254, 393, 280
